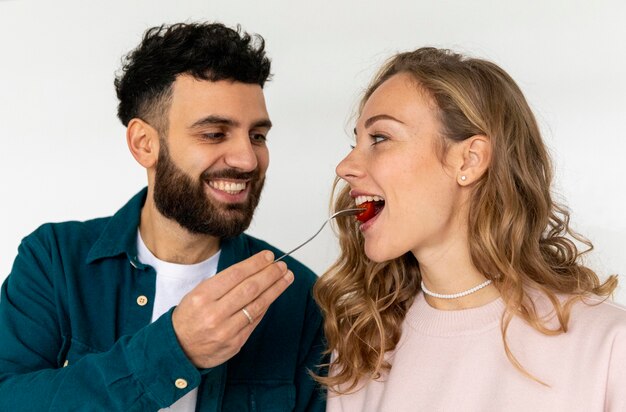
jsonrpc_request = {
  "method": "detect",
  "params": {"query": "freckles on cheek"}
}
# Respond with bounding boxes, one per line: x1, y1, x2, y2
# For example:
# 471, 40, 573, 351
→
393, 165, 447, 219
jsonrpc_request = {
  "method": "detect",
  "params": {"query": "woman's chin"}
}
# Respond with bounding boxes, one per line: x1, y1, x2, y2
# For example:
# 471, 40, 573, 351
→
364, 241, 404, 263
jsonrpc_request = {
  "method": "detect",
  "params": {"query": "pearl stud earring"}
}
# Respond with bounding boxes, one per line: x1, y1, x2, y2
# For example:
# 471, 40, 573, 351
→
460, 175, 467, 181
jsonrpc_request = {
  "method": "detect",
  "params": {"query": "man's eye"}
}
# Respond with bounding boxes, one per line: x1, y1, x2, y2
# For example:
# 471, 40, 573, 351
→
250, 133, 267, 142
202, 132, 225, 140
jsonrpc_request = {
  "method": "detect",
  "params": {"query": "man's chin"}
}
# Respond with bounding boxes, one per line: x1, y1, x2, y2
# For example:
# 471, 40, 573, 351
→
204, 195, 252, 212
182, 214, 252, 237
204, 207, 254, 232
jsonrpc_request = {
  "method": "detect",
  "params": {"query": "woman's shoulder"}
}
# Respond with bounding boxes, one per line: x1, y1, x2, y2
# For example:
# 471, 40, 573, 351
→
571, 295, 626, 330
524, 289, 626, 336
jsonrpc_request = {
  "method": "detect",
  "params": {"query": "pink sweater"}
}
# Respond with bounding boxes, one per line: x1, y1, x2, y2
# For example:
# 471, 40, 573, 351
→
327, 292, 626, 411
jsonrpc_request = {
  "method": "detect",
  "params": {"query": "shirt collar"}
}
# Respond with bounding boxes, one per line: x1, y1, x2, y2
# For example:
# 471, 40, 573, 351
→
86, 187, 249, 269
86, 188, 147, 264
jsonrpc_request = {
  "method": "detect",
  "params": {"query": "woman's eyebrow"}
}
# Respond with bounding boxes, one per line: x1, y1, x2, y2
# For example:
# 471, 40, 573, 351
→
354, 114, 405, 135
364, 114, 405, 128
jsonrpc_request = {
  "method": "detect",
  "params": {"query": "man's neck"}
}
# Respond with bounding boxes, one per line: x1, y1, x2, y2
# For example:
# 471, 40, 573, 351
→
138, 195, 220, 264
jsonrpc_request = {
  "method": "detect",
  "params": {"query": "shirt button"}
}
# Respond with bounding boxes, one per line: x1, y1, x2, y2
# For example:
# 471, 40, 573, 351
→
136, 295, 148, 306
175, 378, 188, 389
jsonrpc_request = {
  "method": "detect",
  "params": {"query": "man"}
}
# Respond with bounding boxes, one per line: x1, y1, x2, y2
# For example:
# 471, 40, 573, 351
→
0, 22, 325, 411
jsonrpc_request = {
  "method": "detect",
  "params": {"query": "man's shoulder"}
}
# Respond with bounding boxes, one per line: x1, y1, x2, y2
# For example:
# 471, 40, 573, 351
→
25, 216, 112, 246
22, 217, 111, 258
17, 190, 146, 267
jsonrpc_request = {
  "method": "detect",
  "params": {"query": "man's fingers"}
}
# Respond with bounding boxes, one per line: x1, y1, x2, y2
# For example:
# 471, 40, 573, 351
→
210, 271, 293, 346
231, 270, 294, 331
220, 260, 288, 311
199, 250, 275, 298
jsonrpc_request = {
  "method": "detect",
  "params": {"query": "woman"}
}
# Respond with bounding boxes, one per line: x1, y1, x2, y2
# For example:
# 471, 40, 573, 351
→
314, 47, 625, 411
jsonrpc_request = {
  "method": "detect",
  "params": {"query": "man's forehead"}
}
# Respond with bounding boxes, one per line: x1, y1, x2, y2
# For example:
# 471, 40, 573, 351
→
169, 75, 269, 125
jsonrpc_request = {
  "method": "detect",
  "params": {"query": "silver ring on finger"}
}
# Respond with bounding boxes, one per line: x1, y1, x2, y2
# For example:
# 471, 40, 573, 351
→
241, 307, 253, 325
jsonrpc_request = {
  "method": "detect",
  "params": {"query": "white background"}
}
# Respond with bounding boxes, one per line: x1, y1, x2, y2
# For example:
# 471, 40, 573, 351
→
1, 0, 624, 303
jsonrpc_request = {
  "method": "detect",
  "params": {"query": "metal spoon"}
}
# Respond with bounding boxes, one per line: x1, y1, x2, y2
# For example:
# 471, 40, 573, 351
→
274, 208, 363, 262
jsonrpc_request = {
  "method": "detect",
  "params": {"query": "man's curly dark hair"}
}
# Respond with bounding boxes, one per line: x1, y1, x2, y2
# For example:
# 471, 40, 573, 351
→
114, 22, 271, 133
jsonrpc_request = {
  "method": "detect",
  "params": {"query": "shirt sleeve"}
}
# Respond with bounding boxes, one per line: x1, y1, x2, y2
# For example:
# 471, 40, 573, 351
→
0, 234, 200, 411
605, 322, 626, 411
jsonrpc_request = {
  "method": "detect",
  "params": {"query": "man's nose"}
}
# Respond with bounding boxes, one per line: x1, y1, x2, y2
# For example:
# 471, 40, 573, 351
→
224, 135, 258, 172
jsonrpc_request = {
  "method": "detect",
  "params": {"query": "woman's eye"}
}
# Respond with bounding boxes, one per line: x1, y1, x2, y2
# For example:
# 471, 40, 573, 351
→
370, 134, 388, 145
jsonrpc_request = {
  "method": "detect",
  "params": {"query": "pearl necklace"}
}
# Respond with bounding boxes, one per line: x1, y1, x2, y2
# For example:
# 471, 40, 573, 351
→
421, 279, 492, 299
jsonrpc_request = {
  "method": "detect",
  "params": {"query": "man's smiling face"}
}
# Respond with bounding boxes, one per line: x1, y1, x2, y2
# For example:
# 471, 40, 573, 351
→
153, 75, 271, 237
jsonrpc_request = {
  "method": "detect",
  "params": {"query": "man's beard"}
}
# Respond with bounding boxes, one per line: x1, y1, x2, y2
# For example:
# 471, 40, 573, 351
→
153, 141, 264, 238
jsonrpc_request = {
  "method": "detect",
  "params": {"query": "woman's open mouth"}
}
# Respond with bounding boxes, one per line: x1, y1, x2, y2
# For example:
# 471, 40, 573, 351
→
355, 195, 385, 223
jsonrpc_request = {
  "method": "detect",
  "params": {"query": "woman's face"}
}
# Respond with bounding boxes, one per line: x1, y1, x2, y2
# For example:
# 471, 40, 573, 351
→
336, 73, 465, 262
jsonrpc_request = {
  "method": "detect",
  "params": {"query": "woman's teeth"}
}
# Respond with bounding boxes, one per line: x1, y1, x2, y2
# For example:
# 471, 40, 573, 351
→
355, 195, 384, 206
208, 180, 247, 194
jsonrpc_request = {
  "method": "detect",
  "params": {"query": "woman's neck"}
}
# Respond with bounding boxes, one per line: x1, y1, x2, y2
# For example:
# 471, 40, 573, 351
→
413, 233, 500, 310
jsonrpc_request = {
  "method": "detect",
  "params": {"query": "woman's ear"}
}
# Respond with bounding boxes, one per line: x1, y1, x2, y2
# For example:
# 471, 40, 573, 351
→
457, 135, 491, 186
126, 118, 160, 169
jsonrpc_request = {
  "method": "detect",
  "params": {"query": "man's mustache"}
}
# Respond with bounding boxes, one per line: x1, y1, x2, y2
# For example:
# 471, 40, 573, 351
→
201, 168, 260, 182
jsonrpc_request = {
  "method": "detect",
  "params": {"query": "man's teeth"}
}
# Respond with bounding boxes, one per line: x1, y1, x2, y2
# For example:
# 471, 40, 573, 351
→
355, 195, 384, 206
208, 180, 247, 194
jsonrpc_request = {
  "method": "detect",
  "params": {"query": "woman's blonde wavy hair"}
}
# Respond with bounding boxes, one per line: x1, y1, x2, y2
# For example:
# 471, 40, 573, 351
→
313, 47, 617, 393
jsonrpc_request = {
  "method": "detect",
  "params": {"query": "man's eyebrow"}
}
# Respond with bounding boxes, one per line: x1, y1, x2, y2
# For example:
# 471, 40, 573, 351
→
251, 119, 273, 129
189, 115, 238, 129
189, 115, 272, 130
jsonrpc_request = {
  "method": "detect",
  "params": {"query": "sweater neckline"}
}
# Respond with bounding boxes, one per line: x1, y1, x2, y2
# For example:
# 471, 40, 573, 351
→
405, 292, 505, 337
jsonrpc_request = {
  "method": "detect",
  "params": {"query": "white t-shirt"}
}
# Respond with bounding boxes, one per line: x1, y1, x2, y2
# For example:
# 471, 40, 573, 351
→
136, 230, 221, 412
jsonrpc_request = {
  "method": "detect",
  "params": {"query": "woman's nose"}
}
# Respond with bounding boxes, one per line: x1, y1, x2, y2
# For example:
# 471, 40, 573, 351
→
336, 148, 364, 182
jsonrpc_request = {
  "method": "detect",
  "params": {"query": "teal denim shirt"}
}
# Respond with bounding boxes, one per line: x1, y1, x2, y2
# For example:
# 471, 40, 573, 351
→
0, 189, 326, 411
